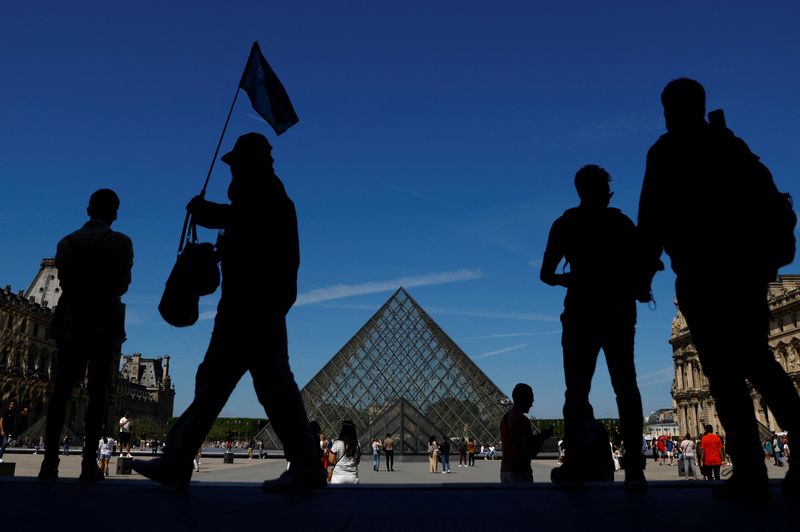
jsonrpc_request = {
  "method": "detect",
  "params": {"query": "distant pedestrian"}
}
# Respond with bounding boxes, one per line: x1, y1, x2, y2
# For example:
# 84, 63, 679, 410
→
428, 436, 439, 473
62, 435, 72, 456
458, 438, 467, 467
700, 425, 724, 481
119, 412, 133, 457
371, 438, 382, 471
0, 399, 18, 463
467, 438, 476, 466
193, 448, 202, 472
98, 436, 114, 476
680, 433, 697, 480
329, 420, 360, 484
383, 433, 394, 471
440, 436, 451, 474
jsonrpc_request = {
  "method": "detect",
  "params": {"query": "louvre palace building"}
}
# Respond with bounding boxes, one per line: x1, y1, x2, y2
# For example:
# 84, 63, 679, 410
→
671, 275, 800, 438
257, 288, 513, 453
0, 259, 174, 442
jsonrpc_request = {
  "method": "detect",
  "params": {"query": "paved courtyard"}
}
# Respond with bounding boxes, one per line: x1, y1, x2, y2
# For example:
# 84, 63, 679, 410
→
2, 451, 792, 484
2, 453, 797, 531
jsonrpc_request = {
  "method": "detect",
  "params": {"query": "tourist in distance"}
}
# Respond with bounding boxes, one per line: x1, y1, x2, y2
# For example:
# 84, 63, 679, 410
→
0, 399, 18, 463
371, 438, 381, 471
541, 164, 652, 490
98, 436, 115, 477
466, 437, 476, 466
700, 424, 724, 481
38, 189, 133, 481
428, 435, 440, 473
499, 383, 553, 483
458, 437, 467, 468
329, 420, 360, 484
680, 433, 697, 480
119, 412, 133, 457
440, 436, 451, 474
383, 433, 394, 471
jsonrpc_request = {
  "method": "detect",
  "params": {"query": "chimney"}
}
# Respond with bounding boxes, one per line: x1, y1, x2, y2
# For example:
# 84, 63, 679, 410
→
163, 354, 170, 380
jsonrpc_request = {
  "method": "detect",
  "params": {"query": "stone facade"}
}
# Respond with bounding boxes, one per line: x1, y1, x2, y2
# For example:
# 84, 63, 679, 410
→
0, 261, 175, 442
670, 275, 800, 438
0, 285, 58, 427
116, 353, 175, 437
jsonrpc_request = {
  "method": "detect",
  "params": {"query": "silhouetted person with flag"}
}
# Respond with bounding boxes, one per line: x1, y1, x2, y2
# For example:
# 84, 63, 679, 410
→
638, 78, 800, 501
134, 132, 324, 492
541, 164, 652, 490
38, 189, 133, 481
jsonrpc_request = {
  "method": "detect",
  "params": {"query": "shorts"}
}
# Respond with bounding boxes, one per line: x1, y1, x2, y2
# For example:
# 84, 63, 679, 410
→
119, 432, 132, 445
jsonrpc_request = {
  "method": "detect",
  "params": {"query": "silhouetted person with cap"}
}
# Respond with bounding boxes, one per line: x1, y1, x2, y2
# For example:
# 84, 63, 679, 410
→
541, 164, 651, 490
134, 132, 324, 492
38, 189, 133, 481
499, 383, 553, 483
638, 78, 800, 501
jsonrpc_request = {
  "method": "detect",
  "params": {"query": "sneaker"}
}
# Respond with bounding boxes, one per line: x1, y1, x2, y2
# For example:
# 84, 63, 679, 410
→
0, 458, 3, 463
712, 474, 771, 504
126, 453, 133, 458
781, 466, 799, 498
550, 464, 584, 489
38, 458, 60, 480
624, 468, 648, 492
132, 457, 192, 491
262, 464, 326, 493
79, 466, 104, 482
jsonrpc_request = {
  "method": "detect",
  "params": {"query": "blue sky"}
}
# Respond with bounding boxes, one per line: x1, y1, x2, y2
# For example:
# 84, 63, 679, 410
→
2, 2, 799, 419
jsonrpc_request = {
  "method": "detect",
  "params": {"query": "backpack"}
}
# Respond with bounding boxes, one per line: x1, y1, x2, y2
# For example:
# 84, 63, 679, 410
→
710, 110, 796, 278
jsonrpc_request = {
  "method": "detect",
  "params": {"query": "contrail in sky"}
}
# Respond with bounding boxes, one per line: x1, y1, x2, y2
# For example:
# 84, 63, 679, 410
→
296, 269, 483, 306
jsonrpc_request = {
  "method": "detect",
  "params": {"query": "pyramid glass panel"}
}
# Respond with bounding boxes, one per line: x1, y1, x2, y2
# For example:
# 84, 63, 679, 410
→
256, 288, 511, 453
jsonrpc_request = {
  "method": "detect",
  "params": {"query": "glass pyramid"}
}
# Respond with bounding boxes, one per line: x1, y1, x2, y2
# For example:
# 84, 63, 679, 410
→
256, 288, 511, 453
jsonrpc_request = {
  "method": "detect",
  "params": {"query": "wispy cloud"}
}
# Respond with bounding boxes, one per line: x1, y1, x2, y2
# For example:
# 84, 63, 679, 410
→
296, 269, 483, 306
472, 330, 561, 339
198, 310, 217, 321
637, 367, 674, 386
578, 112, 660, 140
528, 258, 543, 268
475, 343, 528, 359
427, 306, 559, 323
382, 183, 473, 213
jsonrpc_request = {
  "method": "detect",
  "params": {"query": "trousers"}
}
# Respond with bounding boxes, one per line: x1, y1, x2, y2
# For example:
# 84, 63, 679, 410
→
561, 311, 643, 467
677, 276, 800, 479
164, 310, 318, 467
44, 336, 118, 466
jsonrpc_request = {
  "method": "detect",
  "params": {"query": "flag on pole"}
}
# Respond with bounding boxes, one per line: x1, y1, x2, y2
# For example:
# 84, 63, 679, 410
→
239, 41, 299, 135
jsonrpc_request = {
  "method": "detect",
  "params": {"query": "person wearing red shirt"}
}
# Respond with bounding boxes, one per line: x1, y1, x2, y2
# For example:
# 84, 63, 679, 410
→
700, 424, 724, 480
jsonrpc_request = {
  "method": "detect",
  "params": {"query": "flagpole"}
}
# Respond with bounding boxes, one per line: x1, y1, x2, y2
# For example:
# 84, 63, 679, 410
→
177, 86, 241, 253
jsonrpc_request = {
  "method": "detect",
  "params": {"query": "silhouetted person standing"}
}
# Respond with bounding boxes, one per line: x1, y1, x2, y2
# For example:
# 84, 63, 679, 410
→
541, 165, 650, 490
39, 189, 133, 481
133, 132, 323, 492
638, 78, 800, 501
499, 383, 552, 483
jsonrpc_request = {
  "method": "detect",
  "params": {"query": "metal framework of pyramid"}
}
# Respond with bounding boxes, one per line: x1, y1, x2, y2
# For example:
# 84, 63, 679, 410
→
256, 288, 511, 453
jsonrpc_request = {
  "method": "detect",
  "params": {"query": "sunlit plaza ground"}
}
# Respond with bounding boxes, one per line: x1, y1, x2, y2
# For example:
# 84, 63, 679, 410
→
2, 451, 792, 485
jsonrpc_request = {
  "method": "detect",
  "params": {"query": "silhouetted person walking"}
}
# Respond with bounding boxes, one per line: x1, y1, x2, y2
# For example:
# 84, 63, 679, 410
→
638, 78, 800, 501
38, 189, 133, 481
133, 132, 323, 492
541, 165, 651, 490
